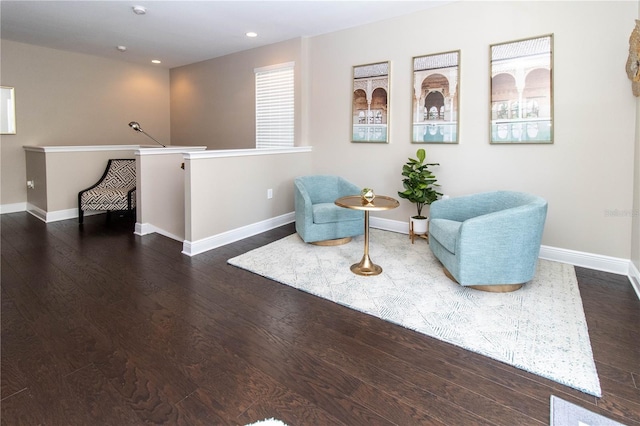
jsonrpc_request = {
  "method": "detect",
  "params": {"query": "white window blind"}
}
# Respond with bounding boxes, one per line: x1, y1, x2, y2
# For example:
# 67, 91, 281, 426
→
255, 62, 294, 148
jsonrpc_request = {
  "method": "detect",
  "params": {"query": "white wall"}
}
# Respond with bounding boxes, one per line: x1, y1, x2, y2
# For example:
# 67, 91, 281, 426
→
306, 1, 636, 259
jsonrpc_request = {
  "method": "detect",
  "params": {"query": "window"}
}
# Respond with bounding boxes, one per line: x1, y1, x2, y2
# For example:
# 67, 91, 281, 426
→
255, 62, 294, 149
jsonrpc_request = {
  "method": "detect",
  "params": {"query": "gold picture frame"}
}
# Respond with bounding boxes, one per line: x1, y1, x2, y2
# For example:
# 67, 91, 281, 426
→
490, 34, 553, 144
412, 50, 460, 144
352, 61, 389, 143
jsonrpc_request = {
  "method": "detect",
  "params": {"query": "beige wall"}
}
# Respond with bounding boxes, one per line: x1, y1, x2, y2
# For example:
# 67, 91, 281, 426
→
0, 40, 170, 207
24, 150, 47, 211
185, 150, 312, 242
136, 147, 206, 241
170, 38, 304, 149
306, 1, 636, 259
24, 146, 144, 221
633, 95, 639, 271
2, 2, 637, 263
47, 150, 138, 212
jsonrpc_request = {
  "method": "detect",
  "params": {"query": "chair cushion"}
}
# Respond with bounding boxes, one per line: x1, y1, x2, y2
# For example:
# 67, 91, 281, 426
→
313, 203, 362, 224
81, 188, 134, 209
429, 218, 461, 254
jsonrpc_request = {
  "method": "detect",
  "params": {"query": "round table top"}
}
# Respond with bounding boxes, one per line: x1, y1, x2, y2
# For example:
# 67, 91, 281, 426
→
335, 195, 400, 211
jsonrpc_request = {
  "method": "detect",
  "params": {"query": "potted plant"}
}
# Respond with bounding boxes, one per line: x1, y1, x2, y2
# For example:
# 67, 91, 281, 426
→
398, 148, 442, 236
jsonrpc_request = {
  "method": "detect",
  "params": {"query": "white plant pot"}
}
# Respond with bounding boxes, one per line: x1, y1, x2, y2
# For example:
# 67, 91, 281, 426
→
410, 216, 428, 235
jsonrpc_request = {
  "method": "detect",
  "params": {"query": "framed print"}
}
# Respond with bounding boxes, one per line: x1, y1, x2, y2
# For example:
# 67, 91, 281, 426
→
490, 34, 553, 144
352, 61, 389, 143
1, 86, 16, 135
412, 50, 459, 143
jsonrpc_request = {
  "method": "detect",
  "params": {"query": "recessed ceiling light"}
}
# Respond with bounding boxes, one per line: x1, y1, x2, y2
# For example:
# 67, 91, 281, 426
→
151, 59, 161, 64
132, 5, 147, 15
246, 32, 258, 38
116, 45, 127, 52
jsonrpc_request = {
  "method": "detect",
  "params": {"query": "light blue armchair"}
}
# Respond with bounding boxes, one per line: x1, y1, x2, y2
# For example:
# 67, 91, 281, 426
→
428, 191, 548, 291
294, 175, 364, 244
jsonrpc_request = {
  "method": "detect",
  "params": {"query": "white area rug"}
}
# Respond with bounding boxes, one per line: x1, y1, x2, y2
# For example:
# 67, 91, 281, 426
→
228, 229, 601, 397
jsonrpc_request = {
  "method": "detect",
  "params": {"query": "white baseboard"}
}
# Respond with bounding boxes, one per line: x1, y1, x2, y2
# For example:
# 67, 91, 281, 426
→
182, 212, 295, 256
183, 215, 634, 279
46, 208, 79, 222
370, 218, 637, 298
26, 204, 47, 222
135, 222, 183, 242
1, 202, 27, 214
135, 222, 153, 236
370, 216, 410, 234
630, 262, 640, 300
11, 205, 638, 300
25, 205, 102, 223
538, 245, 630, 276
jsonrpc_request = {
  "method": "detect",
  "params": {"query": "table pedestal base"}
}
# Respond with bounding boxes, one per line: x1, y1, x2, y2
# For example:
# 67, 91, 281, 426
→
334, 195, 399, 277
350, 254, 382, 276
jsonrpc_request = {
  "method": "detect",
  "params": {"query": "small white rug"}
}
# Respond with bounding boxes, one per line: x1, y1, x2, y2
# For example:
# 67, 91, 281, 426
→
228, 229, 601, 397
245, 418, 288, 426
550, 396, 624, 425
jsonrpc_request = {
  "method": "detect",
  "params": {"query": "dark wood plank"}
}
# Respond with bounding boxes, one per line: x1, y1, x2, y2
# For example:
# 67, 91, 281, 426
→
1, 212, 639, 425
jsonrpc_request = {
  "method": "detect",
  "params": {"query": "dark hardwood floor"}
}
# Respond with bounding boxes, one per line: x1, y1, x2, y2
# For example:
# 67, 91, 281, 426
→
1, 212, 639, 425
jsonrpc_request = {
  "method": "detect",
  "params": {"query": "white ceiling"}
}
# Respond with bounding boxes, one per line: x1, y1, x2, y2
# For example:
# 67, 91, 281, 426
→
1, 0, 453, 69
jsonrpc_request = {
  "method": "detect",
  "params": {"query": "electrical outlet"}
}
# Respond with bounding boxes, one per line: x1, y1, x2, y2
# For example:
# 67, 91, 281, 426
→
26, 180, 35, 189
267, 188, 273, 199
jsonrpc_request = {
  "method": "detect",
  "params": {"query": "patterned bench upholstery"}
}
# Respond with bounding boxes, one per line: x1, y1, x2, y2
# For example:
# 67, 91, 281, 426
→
78, 159, 136, 224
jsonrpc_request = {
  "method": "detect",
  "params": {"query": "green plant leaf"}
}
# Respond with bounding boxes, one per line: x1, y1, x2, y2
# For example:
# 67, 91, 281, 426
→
398, 148, 441, 216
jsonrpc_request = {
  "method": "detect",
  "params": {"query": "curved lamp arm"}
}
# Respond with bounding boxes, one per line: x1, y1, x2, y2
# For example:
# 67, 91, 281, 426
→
128, 121, 166, 147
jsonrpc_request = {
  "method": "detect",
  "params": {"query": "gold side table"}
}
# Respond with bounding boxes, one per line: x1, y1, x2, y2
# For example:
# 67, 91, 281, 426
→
335, 195, 399, 276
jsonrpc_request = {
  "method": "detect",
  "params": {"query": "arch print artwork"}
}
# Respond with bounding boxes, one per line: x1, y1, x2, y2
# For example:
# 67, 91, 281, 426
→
490, 34, 553, 144
412, 50, 460, 144
352, 61, 389, 143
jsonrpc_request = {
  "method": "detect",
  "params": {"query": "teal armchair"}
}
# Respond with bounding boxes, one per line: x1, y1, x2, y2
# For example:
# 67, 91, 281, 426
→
428, 191, 548, 291
294, 175, 364, 244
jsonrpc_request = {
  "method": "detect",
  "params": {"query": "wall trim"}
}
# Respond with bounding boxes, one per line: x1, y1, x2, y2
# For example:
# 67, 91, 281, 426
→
370, 216, 409, 235
135, 222, 183, 242
45, 207, 79, 223
23, 144, 147, 153
1, 202, 27, 214
371, 217, 637, 298
630, 262, 640, 300
182, 212, 295, 256
10, 207, 636, 300
184, 146, 312, 160
182, 215, 634, 282
135, 146, 207, 156
26, 204, 47, 222
538, 245, 630, 276
25, 206, 103, 223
